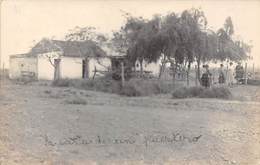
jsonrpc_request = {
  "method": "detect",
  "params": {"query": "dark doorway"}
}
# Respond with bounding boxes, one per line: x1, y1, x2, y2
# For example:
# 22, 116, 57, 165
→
82, 59, 89, 78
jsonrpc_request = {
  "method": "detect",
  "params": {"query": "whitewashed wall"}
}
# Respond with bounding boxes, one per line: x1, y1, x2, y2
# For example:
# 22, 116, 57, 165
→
10, 51, 111, 80
37, 52, 59, 80
89, 57, 111, 78
9, 56, 37, 79
60, 57, 82, 79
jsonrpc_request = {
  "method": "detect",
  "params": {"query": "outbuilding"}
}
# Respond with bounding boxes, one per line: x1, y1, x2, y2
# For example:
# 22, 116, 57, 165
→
9, 39, 111, 80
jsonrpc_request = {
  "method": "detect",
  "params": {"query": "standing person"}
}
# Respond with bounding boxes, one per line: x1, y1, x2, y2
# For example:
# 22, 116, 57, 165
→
218, 64, 225, 84
201, 64, 212, 88
226, 62, 235, 86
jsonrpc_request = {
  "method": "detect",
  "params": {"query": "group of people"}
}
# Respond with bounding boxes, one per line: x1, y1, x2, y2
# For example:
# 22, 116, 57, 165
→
200, 62, 245, 88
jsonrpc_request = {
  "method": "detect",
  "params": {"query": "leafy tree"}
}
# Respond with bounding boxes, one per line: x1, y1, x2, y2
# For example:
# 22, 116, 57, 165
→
217, 17, 249, 62
109, 8, 251, 85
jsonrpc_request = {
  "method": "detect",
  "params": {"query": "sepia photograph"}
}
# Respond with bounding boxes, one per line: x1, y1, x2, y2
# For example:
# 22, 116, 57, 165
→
0, 0, 260, 164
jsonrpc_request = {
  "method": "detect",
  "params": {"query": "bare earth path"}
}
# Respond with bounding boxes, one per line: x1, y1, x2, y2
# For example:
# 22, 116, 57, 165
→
0, 81, 260, 164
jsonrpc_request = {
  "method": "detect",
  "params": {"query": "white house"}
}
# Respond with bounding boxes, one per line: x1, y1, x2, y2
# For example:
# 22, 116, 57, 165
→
9, 39, 111, 80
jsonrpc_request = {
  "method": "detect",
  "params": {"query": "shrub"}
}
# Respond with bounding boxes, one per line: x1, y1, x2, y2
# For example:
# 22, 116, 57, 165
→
120, 79, 178, 96
172, 86, 232, 99
12, 77, 36, 85
52, 78, 71, 87
247, 79, 260, 86
189, 86, 204, 97
172, 87, 189, 99
52, 78, 179, 97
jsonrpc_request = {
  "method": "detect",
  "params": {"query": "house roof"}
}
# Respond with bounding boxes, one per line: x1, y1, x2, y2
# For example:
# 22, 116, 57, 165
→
29, 39, 107, 58
100, 44, 124, 57
10, 53, 34, 58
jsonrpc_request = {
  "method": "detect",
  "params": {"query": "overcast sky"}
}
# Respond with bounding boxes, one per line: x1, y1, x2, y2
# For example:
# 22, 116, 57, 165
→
1, 0, 260, 68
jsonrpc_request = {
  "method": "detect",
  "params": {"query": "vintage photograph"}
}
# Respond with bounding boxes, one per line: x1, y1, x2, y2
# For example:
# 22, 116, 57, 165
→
0, 0, 260, 164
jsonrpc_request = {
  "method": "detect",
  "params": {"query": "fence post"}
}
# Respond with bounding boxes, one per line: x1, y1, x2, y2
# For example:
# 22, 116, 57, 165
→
245, 62, 248, 85
0, 63, 1, 88
121, 61, 125, 87
2, 63, 4, 85
195, 65, 198, 86
253, 63, 255, 79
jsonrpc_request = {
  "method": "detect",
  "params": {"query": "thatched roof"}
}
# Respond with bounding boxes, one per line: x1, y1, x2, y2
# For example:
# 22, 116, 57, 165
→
10, 53, 34, 58
29, 39, 107, 58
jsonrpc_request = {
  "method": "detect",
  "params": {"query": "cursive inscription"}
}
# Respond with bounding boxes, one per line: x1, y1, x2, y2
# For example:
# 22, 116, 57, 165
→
44, 132, 202, 147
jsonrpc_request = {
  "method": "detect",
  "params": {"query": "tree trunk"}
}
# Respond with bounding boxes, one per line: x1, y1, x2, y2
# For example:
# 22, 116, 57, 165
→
186, 62, 191, 86
171, 61, 176, 86
54, 59, 61, 80
195, 65, 198, 86
140, 59, 143, 77
92, 66, 97, 80
159, 55, 167, 79
197, 59, 201, 84
133, 61, 136, 72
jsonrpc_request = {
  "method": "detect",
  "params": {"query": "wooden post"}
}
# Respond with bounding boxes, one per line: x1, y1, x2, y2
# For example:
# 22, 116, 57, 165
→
195, 65, 198, 86
92, 66, 97, 80
0, 67, 1, 88
186, 70, 189, 86
253, 63, 255, 79
2, 63, 4, 85
121, 61, 125, 87
245, 62, 248, 85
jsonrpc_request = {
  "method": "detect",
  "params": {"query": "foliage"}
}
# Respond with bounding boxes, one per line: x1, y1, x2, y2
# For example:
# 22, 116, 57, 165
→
172, 86, 232, 99
109, 8, 251, 78
52, 77, 178, 97
120, 79, 177, 96
65, 26, 108, 44
216, 17, 251, 62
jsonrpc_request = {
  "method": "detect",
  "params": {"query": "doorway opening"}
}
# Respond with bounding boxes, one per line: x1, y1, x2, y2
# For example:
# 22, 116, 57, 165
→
82, 59, 89, 78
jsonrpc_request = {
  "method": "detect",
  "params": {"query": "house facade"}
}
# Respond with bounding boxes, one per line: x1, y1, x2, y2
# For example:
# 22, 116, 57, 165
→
9, 39, 110, 80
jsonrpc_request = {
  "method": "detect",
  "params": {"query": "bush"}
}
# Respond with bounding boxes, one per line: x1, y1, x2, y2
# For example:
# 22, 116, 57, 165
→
172, 86, 232, 99
12, 77, 36, 85
52, 78, 121, 94
172, 87, 189, 99
120, 79, 178, 96
247, 79, 260, 86
52, 78, 179, 97
52, 78, 71, 87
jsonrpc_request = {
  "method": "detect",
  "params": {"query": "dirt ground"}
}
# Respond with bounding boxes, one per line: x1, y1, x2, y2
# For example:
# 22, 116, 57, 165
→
0, 80, 260, 165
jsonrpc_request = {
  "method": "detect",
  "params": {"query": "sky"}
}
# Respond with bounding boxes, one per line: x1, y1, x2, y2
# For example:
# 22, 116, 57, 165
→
1, 0, 260, 68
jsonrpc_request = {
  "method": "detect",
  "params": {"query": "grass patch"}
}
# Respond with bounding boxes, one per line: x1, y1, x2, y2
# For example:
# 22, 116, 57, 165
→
172, 86, 232, 99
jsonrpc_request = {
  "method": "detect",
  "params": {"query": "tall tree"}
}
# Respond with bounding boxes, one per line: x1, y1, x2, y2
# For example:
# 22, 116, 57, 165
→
217, 17, 249, 62
179, 8, 208, 82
